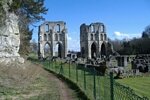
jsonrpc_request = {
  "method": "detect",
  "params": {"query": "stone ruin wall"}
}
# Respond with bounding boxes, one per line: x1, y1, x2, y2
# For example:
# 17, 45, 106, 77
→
80, 22, 109, 59
0, 0, 24, 64
38, 21, 67, 59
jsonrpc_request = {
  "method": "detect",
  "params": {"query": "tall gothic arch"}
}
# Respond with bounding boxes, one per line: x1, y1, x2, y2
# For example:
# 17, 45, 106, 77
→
38, 21, 67, 59
80, 22, 108, 59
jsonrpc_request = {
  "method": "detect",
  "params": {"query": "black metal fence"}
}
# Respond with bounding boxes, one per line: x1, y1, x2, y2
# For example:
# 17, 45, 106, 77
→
114, 82, 149, 100
42, 59, 149, 100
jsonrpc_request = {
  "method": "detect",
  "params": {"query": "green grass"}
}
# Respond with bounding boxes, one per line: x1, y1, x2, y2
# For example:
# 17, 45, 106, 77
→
0, 62, 60, 100
43, 60, 111, 100
116, 77, 150, 99
43, 60, 150, 100
0, 72, 60, 100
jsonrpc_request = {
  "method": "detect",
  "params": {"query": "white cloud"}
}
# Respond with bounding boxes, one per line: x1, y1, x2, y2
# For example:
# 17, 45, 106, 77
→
67, 35, 80, 51
114, 31, 141, 40
67, 31, 80, 51
114, 31, 121, 36
114, 31, 129, 37
68, 39, 80, 51
67, 35, 72, 40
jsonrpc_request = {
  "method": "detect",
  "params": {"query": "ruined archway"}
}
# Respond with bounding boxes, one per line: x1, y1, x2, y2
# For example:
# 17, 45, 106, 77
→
106, 42, 113, 56
80, 22, 109, 59
101, 43, 106, 57
38, 21, 67, 59
44, 42, 51, 58
91, 42, 97, 59
54, 42, 63, 58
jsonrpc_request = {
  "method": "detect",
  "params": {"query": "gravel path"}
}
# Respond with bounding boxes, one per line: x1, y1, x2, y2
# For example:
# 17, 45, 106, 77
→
48, 72, 77, 100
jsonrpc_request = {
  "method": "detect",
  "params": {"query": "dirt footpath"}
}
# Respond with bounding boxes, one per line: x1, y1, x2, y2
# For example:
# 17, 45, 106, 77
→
47, 72, 78, 100
0, 62, 79, 100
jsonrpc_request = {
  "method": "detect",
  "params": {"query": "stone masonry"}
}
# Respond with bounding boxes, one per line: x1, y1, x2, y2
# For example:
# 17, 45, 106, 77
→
38, 21, 67, 58
80, 22, 108, 59
0, 0, 24, 64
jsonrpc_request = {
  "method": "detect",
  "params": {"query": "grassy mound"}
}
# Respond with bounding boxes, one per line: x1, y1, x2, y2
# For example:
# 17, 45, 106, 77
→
0, 61, 60, 99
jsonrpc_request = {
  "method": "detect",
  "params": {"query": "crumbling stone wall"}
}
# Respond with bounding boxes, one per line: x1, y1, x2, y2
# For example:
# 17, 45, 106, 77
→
0, 0, 24, 64
80, 22, 108, 59
38, 21, 67, 58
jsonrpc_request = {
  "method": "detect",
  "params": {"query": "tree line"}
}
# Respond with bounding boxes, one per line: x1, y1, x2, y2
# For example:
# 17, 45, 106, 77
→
111, 25, 150, 55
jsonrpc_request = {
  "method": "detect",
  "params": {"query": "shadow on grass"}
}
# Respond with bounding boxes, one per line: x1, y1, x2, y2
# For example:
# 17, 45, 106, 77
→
44, 68, 89, 100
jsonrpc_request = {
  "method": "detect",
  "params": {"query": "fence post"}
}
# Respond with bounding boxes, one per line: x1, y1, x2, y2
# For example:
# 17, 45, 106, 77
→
59, 61, 63, 74
46, 59, 48, 68
41, 59, 43, 66
143, 97, 149, 100
76, 63, 78, 82
84, 64, 86, 90
52, 60, 53, 70
42, 59, 44, 66
97, 72, 101, 100
93, 68, 96, 100
110, 72, 114, 100
69, 60, 71, 78
49, 58, 50, 69
55, 59, 56, 72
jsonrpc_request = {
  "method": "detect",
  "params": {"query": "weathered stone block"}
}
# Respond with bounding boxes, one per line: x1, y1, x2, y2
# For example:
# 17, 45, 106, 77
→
0, 0, 24, 64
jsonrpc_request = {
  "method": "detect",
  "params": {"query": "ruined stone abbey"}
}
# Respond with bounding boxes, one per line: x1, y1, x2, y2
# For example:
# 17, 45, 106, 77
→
38, 21, 109, 59
80, 22, 108, 59
38, 21, 67, 58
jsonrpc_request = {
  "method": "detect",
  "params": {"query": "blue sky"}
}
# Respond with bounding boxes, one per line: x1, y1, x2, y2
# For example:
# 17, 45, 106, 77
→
31, 0, 150, 51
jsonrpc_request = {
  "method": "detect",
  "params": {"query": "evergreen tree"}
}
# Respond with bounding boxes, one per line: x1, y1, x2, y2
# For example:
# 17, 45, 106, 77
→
9, 0, 48, 23
0, 0, 6, 27
8, 0, 48, 56
142, 32, 149, 38
142, 25, 150, 38
0, 0, 48, 56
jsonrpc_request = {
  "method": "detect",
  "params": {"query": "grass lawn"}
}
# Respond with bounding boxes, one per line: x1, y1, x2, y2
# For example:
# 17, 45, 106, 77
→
43, 60, 150, 100
43, 60, 112, 100
116, 76, 150, 99
0, 61, 60, 99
